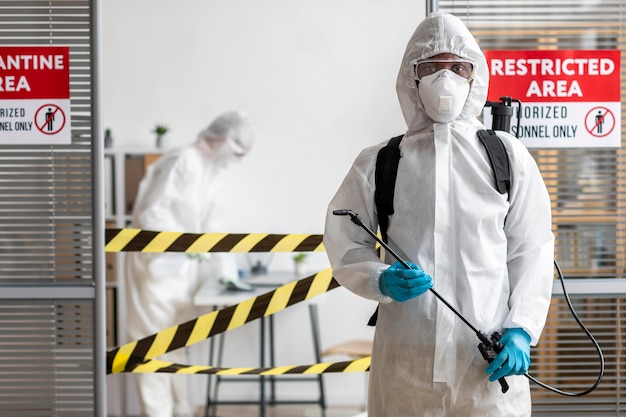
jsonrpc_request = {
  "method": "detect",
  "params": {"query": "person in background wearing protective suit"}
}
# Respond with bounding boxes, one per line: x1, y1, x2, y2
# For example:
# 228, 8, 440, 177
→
125, 111, 255, 417
324, 12, 554, 417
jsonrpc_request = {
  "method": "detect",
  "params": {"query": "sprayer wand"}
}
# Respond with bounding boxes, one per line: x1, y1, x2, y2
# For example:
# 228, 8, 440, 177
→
333, 209, 509, 393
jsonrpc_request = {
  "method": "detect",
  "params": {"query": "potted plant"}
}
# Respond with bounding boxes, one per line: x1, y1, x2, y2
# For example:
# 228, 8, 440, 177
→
104, 128, 113, 148
293, 252, 308, 276
153, 124, 169, 148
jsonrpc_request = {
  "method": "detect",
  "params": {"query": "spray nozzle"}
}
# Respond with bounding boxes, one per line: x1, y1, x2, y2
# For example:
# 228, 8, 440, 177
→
484, 96, 522, 137
332, 209, 364, 227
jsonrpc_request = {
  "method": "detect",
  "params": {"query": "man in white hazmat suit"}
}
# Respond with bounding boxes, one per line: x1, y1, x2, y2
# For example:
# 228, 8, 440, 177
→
323, 13, 554, 417
125, 111, 254, 417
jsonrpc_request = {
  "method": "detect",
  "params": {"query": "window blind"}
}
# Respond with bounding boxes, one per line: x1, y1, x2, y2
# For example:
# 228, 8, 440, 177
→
437, 0, 625, 414
0, 1, 100, 415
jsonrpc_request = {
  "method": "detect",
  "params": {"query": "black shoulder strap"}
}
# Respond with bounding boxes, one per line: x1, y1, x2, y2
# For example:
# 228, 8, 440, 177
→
369, 135, 403, 327
477, 129, 511, 196
374, 135, 403, 243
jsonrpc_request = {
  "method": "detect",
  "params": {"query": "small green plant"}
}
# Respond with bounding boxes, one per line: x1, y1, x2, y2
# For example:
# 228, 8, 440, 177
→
293, 253, 308, 263
104, 128, 113, 147
153, 124, 169, 135
293, 252, 308, 275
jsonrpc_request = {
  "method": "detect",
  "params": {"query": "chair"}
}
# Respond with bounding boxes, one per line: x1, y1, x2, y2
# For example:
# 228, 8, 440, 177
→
321, 338, 372, 416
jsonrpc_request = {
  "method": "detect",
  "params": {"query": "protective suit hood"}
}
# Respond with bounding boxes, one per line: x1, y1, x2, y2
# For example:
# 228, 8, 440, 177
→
195, 110, 255, 162
396, 12, 489, 130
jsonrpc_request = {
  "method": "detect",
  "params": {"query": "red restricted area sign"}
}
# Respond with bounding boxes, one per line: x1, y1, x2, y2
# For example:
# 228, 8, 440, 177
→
0, 46, 71, 144
483, 50, 621, 148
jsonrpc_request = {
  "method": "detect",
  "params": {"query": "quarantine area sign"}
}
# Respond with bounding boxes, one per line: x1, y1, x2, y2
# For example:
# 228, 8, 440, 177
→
0, 46, 71, 144
483, 50, 621, 148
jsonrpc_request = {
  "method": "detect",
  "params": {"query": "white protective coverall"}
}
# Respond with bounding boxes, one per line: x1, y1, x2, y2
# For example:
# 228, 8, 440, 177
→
125, 111, 254, 417
323, 13, 554, 417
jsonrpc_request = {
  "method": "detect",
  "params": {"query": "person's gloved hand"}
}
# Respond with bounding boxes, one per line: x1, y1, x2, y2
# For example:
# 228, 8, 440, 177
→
380, 261, 432, 302
486, 328, 531, 382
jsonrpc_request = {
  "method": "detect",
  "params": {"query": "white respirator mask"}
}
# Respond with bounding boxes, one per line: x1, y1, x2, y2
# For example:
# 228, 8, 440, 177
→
418, 69, 471, 123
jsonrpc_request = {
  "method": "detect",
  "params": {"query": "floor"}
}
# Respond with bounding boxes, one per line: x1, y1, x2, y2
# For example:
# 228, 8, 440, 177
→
196, 405, 366, 417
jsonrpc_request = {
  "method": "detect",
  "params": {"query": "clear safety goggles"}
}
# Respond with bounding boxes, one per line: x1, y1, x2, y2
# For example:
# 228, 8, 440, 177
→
411, 58, 475, 81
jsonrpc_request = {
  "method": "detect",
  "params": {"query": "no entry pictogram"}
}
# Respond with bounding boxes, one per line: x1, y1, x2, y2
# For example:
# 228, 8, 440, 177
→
585, 106, 615, 138
35, 104, 67, 135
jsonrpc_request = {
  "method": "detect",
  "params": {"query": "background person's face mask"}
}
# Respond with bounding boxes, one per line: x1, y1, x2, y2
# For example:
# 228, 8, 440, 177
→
214, 142, 242, 167
418, 69, 471, 123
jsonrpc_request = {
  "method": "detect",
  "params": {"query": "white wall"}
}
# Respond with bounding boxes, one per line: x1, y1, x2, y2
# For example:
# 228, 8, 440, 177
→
102, 1, 426, 414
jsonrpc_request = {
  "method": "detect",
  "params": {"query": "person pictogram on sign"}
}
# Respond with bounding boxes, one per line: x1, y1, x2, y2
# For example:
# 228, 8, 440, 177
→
45, 107, 55, 132
595, 110, 604, 134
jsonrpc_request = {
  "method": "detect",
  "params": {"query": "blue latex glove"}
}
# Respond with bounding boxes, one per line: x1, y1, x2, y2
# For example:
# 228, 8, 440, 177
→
486, 328, 531, 382
380, 261, 432, 302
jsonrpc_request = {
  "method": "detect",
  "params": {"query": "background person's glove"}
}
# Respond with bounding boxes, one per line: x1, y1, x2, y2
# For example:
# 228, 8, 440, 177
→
486, 328, 531, 382
380, 261, 432, 302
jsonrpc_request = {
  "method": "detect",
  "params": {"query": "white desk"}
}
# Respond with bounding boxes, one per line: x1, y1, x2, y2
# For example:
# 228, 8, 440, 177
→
193, 271, 296, 306
193, 272, 327, 417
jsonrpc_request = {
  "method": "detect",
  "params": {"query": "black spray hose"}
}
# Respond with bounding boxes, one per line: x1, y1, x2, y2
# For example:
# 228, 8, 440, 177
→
333, 209, 604, 396
524, 259, 604, 396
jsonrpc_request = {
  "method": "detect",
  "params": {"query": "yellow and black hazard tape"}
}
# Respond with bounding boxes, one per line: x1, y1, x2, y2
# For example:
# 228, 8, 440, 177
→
105, 228, 325, 253
107, 268, 340, 374
118, 356, 371, 375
